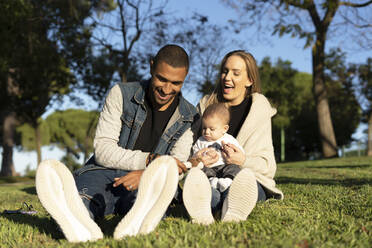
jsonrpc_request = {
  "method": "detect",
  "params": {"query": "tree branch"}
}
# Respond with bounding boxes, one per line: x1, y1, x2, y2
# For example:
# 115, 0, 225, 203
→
305, 0, 321, 28
322, 0, 339, 28
126, 0, 142, 55
339, 12, 372, 28
118, 0, 128, 52
340, 0, 372, 8
282, 0, 310, 9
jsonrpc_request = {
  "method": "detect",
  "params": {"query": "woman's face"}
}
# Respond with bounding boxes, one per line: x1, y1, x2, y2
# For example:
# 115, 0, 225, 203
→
220, 55, 252, 106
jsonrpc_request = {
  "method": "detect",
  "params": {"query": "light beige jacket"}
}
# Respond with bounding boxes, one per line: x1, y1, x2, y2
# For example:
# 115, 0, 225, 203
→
198, 94, 284, 199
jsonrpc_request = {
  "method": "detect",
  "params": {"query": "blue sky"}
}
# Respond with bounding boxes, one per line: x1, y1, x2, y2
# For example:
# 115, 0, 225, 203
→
6, 0, 371, 174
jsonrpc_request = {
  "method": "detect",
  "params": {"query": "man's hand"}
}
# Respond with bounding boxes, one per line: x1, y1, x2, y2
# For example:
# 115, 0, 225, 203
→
173, 157, 187, 174
113, 170, 144, 191
146, 153, 160, 166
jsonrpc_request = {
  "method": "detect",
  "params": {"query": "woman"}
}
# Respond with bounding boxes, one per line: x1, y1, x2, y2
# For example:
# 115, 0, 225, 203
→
182, 50, 283, 224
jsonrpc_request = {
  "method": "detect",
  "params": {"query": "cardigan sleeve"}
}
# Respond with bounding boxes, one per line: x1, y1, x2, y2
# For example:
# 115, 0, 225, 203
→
169, 127, 194, 162
241, 119, 277, 179
93, 84, 149, 171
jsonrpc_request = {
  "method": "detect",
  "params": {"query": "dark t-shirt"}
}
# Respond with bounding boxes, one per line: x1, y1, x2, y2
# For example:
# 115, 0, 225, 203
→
133, 88, 179, 152
227, 96, 252, 137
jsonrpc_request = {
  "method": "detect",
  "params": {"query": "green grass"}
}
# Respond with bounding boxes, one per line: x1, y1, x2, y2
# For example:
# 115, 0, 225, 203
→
1, 156, 371, 247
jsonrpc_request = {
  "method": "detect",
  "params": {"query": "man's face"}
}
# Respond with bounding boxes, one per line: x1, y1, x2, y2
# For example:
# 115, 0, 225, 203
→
150, 61, 187, 111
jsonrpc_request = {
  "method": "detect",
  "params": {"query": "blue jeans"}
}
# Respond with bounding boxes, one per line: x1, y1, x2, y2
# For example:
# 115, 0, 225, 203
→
73, 164, 137, 220
211, 182, 267, 213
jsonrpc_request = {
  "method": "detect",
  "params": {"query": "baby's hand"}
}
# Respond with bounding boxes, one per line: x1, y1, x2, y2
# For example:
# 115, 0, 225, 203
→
202, 148, 219, 167
201, 147, 217, 157
193, 147, 219, 167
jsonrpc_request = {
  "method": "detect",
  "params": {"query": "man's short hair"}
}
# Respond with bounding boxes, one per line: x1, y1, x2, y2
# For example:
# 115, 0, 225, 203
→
152, 44, 189, 72
202, 103, 230, 125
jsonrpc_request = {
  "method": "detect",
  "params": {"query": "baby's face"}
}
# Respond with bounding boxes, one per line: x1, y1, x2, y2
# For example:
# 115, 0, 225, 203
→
202, 115, 228, 142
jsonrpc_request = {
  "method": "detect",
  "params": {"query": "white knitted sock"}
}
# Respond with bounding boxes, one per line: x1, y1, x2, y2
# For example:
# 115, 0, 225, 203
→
209, 177, 219, 189
217, 178, 233, 192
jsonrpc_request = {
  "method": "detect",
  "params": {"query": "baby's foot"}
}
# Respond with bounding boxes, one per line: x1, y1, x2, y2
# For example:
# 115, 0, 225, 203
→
217, 178, 233, 192
209, 177, 219, 189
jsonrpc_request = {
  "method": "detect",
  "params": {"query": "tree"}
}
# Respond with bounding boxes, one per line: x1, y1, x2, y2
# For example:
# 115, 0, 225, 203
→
88, 0, 168, 83
223, 0, 372, 157
323, 48, 362, 147
356, 58, 372, 155
259, 57, 300, 161
260, 55, 361, 161
76, 0, 170, 108
172, 14, 236, 96
46, 109, 99, 163
16, 119, 50, 156
80, 50, 142, 106
0, 0, 28, 176
0, 0, 100, 175
84, 9, 240, 105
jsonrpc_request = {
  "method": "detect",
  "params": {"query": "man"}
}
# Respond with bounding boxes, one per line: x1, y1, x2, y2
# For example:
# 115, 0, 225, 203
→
36, 45, 198, 242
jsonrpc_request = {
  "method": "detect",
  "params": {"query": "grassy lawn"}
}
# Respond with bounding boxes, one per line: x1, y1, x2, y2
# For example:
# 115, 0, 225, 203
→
0, 156, 371, 247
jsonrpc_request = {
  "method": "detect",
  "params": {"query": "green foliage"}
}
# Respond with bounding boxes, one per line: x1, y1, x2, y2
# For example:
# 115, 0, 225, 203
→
23, 165, 36, 178
0, 0, 104, 175
285, 71, 360, 160
81, 51, 143, 105
324, 49, 362, 146
45, 109, 99, 161
61, 154, 82, 172
0, 156, 371, 247
260, 57, 299, 128
16, 120, 50, 152
357, 57, 372, 115
226, 0, 372, 158
260, 55, 361, 160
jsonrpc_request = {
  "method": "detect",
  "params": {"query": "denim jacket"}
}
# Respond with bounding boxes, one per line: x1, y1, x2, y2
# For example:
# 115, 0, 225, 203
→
117, 80, 197, 154
87, 80, 198, 171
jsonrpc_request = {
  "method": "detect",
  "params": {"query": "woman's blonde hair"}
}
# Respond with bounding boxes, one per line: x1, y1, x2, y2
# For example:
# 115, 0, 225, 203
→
206, 50, 261, 107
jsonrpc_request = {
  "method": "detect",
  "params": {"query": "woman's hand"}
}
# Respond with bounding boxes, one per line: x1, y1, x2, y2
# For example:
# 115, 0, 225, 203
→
194, 147, 219, 167
113, 170, 144, 191
221, 141, 245, 166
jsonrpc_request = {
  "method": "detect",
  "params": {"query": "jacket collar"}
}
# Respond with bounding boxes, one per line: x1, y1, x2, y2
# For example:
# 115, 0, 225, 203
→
133, 80, 149, 105
236, 93, 276, 144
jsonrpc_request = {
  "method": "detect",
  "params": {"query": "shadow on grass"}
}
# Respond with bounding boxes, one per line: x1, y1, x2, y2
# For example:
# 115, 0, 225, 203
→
0, 213, 64, 240
96, 215, 122, 237
1, 212, 130, 240
309, 164, 372, 169
167, 203, 189, 219
277, 177, 372, 187
95, 204, 189, 236
21, 186, 36, 195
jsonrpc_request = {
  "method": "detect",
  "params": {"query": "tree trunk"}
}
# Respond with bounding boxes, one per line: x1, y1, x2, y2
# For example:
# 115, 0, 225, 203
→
121, 57, 129, 83
0, 111, 18, 176
312, 35, 338, 158
121, 70, 127, 83
84, 114, 97, 162
281, 127, 285, 162
367, 112, 372, 156
35, 123, 42, 165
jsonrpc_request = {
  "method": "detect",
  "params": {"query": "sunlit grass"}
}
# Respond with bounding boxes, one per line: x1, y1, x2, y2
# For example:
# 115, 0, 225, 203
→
0, 156, 371, 247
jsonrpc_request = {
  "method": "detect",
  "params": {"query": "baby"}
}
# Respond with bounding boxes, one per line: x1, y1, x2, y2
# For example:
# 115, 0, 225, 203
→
191, 103, 244, 192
